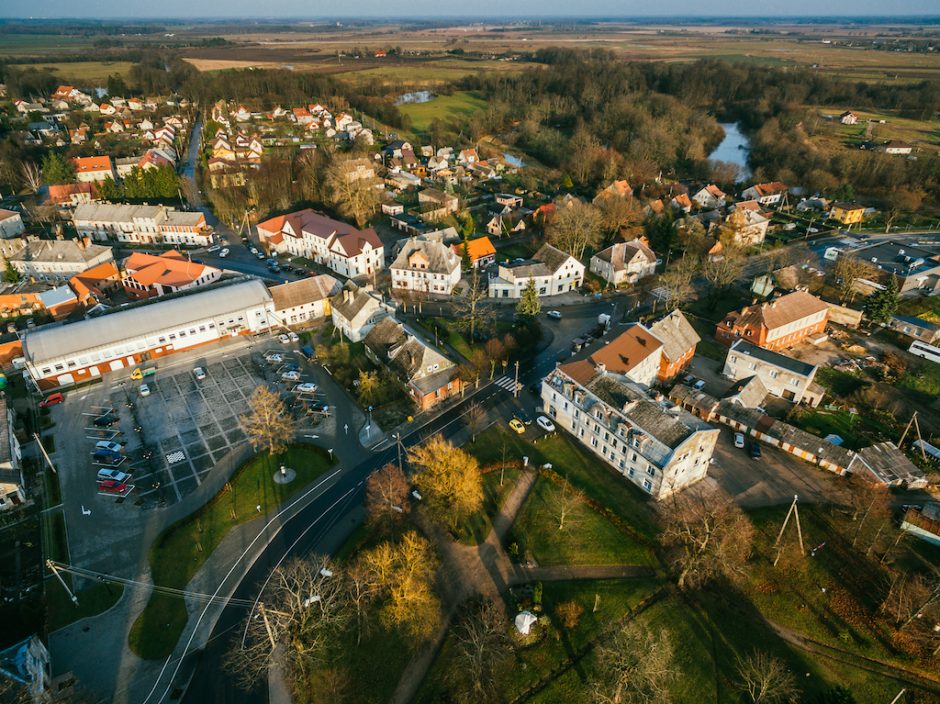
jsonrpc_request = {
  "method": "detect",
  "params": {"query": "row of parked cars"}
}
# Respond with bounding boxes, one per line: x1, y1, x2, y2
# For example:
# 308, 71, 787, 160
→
89, 410, 134, 496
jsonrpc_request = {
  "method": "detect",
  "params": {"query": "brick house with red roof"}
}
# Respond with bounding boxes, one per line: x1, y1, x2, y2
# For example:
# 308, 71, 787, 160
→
715, 290, 829, 351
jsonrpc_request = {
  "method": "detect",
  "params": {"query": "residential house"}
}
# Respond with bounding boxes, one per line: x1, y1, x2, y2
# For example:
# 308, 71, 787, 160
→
722, 339, 824, 405
828, 202, 866, 226
330, 283, 389, 342
716, 290, 829, 351
37, 285, 79, 319
541, 356, 719, 499
72, 155, 115, 183
0, 397, 24, 512
590, 239, 657, 287
48, 182, 96, 206
840, 111, 859, 125
8, 238, 114, 280
670, 193, 692, 214
484, 207, 527, 237
691, 185, 727, 210
901, 503, 940, 547
722, 207, 770, 246
649, 310, 700, 382
457, 148, 478, 164
488, 244, 584, 299
887, 315, 940, 344
566, 324, 664, 388
390, 238, 461, 295
847, 240, 940, 294
882, 140, 913, 155
269, 274, 341, 327
121, 251, 222, 299
257, 209, 384, 280
73, 204, 212, 246
0, 209, 25, 239
417, 189, 459, 221
495, 193, 524, 209
363, 317, 462, 411
69, 261, 122, 305
592, 180, 632, 204
741, 182, 787, 208
383, 140, 412, 159
453, 236, 496, 269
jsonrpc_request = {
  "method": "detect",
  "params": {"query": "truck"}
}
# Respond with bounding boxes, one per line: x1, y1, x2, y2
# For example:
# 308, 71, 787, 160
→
130, 367, 156, 381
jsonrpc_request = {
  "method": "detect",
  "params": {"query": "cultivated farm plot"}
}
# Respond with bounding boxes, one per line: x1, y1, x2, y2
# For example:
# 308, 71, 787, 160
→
9, 60, 136, 83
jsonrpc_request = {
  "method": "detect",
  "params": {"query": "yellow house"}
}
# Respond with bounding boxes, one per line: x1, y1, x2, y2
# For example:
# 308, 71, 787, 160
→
829, 202, 866, 226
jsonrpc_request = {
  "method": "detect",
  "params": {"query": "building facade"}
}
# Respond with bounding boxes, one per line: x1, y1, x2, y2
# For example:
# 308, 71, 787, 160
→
488, 244, 584, 299
8, 239, 114, 281
722, 339, 823, 405
270, 275, 341, 327
0, 209, 25, 239
73, 204, 212, 246
390, 238, 461, 294
716, 290, 829, 351
590, 239, 657, 287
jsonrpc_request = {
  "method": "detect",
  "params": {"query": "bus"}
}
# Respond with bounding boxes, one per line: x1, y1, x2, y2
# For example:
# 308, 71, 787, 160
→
908, 340, 940, 365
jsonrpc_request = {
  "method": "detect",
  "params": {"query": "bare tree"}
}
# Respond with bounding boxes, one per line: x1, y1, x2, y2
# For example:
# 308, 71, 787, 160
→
702, 246, 746, 300
448, 599, 511, 704
546, 201, 603, 260
735, 651, 799, 704
19, 161, 41, 193
595, 193, 644, 245
464, 401, 487, 442
346, 559, 376, 646
658, 253, 700, 311
228, 556, 351, 688
662, 492, 754, 590
453, 266, 494, 341
326, 156, 380, 228
241, 385, 294, 459
550, 476, 584, 531
832, 255, 878, 304
365, 463, 410, 528
591, 622, 675, 704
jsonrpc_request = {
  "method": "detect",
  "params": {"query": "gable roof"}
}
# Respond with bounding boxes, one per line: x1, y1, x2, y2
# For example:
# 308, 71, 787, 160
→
71, 155, 113, 174
69, 261, 120, 301
123, 250, 217, 289
454, 236, 496, 262
392, 238, 460, 275
729, 339, 817, 377
270, 275, 340, 311
594, 239, 656, 272
649, 310, 700, 363
724, 290, 829, 334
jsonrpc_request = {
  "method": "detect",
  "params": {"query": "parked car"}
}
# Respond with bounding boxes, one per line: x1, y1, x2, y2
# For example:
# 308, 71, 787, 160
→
26, 317, 35, 329
734, 432, 746, 449
92, 449, 122, 465
265, 352, 284, 364
207, 244, 221, 252
508, 418, 526, 435
95, 440, 123, 453
219, 248, 230, 258
693, 379, 707, 391
97, 468, 129, 483
39, 393, 64, 408
98, 480, 128, 494
288, 331, 300, 342
6, 322, 16, 334
278, 333, 290, 344
281, 370, 301, 382
281, 362, 301, 372
92, 414, 116, 428
513, 409, 532, 425
749, 443, 762, 460
293, 382, 317, 394
249, 247, 259, 255
546, 310, 562, 320
193, 367, 207, 381
536, 415, 556, 432
139, 383, 151, 397
683, 374, 696, 386
256, 252, 266, 260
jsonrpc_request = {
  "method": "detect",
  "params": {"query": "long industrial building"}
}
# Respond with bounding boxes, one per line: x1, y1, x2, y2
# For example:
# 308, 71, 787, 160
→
22, 278, 274, 390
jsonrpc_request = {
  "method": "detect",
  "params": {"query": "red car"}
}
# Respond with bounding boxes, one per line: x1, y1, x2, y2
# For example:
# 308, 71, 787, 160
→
39, 393, 64, 408
98, 480, 128, 494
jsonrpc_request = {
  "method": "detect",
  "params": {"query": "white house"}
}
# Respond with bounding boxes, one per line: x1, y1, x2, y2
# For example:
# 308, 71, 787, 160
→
330, 283, 390, 342
590, 239, 657, 287
8, 238, 114, 280
390, 238, 461, 295
257, 209, 384, 280
741, 182, 788, 208
488, 244, 584, 299
722, 339, 824, 406
0, 209, 25, 239
270, 274, 341, 327
691, 185, 726, 210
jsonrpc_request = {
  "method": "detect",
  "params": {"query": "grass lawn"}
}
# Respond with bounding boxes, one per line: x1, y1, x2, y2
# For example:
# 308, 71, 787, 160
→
46, 581, 124, 632
11, 60, 136, 83
427, 317, 473, 360
467, 427, 660, 542
787, 407, 888, 450
128, 445, 334, 660
398, 90, 487, 134
414, 578, 663, 704
453, 467, 522, 545
512, 476, 656, 567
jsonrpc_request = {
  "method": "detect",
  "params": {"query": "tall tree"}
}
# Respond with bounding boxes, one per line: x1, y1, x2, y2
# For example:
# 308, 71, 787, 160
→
464, 402, 487, 442
365, 463, 411, 528
241, 385, 294, 459
659, 253, 700, 311
408, 434, 484, 532
702, 244, 745, 302
516, 278, 542, 319
662, 492, 754, 590
591, 622, 675, 704
735, 651, 799, 704
19, 161, 41, 193
357, 370, 381, 406
4, 261, 21, 284
453, 266, 493, 340
546, 201, 603, 260
550, 476, 585, 531
863, 274, 900, 324
41, 152, 75, 185
326, 156, 380, 228
449, 599, 511, 704
833, 255, 877, 304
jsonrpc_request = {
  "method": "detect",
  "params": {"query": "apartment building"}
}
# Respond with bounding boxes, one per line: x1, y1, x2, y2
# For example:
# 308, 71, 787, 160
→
488, 244, 584, 299
72, 204, 212, 246
716, 290, 829, 351
722, 339, 824, 406
390, 237, 461, 294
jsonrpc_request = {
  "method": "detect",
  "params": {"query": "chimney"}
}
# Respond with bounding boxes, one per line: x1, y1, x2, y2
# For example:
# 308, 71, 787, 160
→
343, 289, 351, 303
596, 362, 607, 375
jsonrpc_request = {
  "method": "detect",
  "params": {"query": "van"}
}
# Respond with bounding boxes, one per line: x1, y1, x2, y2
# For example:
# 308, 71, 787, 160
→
300, 345, 315, 361
93, 449, 122, 465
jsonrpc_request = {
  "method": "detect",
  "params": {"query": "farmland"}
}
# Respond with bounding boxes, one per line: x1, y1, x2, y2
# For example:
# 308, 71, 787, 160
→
9, 60, 136, 84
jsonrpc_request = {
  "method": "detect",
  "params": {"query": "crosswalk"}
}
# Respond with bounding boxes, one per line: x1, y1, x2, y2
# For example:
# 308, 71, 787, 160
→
494, 375, 520, 393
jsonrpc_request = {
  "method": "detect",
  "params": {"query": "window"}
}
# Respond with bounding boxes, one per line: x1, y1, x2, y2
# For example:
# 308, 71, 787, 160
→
647, 466, 655, 476
643, 479, 653, 492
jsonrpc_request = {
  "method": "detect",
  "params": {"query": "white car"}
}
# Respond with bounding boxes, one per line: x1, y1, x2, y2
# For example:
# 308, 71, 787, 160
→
256, 252, 266, 260
288, 331, 300, 342
139, 383, 151, 397
193, 367, 206, 381
207, 244, 221, 252
281, 370, 301, 382
278, 334, 290, 344
265, 352, 284, 364
734, 432, 746, 449
219, 248, 230, 258
249, 247, 259, 255
293, 382, 318, 394
536, 415, 556, 432
546, 310, 562, 320
95, 440, 124, 453
97, 468, 129, 483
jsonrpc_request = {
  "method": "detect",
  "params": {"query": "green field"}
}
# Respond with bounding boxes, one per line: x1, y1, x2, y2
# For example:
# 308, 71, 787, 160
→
398, 90, 487, 134
0, 35, 95, 56
10, 61, 136, 84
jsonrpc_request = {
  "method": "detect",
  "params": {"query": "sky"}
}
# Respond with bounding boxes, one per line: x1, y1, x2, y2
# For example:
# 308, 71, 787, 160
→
4, 0, 940, 18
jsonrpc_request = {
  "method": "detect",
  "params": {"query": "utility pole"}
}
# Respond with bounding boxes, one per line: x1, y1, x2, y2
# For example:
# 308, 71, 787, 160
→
513, 360, 520, 399
46, 561, 78, 605
257, 603, 277, 649
898, 411, 927, 462
773, 494, 805, 567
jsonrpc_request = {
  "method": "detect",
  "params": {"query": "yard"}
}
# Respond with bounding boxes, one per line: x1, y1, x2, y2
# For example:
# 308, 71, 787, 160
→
453, 467, 522, 545
127, 444, 334, 659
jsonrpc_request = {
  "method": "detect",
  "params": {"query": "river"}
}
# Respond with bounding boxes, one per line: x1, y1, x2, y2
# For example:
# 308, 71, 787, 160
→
709, 122, 751, 181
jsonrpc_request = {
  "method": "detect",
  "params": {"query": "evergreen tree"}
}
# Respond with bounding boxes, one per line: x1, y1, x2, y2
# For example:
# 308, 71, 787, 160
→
4, 260, 20, 284
97, 176, 124, 201
863, 274, 899, 324
516, 278, 541, 319
460, 235, 472, 271
460, 211, 474, 237
41, 152, 75, 185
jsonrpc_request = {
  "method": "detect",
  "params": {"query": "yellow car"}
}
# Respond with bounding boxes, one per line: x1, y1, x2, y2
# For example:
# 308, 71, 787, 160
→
508, 418, 526, 435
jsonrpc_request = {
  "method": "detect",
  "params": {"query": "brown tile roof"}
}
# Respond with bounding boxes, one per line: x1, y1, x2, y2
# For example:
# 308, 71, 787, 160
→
650, 310, 700, 363
270, 275, 340, 311
588, 324, 662, 376
724, 290, 829, 334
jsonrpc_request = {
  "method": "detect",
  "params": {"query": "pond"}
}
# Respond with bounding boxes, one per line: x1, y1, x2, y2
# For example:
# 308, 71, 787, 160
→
395, 90, 434, 105
709, 122, 751, 181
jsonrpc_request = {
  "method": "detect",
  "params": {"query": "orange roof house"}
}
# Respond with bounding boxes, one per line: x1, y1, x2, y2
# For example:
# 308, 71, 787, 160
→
716, 290, 829, 351
69, 261, 122, 304
71, 155, 115, 183
452, 236, 496, 268
122, 251, 222, 299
